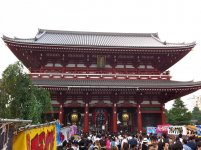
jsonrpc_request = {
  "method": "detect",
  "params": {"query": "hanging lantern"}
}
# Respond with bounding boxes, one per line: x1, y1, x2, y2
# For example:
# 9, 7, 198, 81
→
92, 109, 108, 125
122, 110, 129, 126
69, 110, 80, 125
71, 112, 78, 125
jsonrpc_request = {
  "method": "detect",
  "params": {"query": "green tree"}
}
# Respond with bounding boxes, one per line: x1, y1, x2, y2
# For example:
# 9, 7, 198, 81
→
0, 61, 52, 123
166, 98, 192, 125
192, 106, 201, 124
0, 80, 10, 117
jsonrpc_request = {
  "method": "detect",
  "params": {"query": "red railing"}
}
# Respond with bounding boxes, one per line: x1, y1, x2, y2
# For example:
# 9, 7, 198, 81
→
30, 73, 171, 80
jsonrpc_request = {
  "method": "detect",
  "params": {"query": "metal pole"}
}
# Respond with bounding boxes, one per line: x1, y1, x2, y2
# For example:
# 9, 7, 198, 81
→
0, 118, 32, 123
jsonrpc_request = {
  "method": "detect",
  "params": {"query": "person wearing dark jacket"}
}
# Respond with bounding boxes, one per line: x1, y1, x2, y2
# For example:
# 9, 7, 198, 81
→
141, 138, 148, 150
171, 137, 183, 150
187, 136, 197, 150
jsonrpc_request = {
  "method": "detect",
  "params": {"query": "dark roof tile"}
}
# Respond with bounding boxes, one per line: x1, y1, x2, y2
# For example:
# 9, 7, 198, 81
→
3, 29, 196, 48
32, 78, 201, 89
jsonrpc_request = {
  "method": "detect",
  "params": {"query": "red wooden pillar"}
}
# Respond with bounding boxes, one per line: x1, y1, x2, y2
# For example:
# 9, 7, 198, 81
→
83, 103, 89, 133
137, 104, 142, 133
112, 103, 117, 133
161, 103, 166, 124
59, 104, 64, 125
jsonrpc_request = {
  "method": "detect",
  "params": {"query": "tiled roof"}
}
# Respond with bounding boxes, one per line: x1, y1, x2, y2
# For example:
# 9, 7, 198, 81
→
32, 78, 201, 89
3, 29, 195, 48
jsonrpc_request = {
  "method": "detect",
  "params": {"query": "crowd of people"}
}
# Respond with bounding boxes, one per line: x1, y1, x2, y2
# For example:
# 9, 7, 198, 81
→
57, 132, 201, 150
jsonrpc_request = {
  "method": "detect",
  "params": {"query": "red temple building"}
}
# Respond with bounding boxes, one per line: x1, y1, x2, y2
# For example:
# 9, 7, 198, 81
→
3, 29, 201, 133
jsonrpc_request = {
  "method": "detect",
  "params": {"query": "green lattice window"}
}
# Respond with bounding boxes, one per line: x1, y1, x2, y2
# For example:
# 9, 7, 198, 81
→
141, 107, 160, 111
53, 107, 59, 111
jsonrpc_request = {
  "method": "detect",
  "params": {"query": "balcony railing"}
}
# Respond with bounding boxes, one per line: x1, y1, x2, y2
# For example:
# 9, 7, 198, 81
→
30, 73, 171, 80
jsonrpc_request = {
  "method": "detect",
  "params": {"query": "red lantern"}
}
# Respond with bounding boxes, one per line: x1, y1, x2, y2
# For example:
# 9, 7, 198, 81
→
92, 109, 108, 125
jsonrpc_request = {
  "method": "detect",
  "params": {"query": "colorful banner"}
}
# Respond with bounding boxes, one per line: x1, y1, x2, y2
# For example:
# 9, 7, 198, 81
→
0, 124, 14, 150
60, 127, 71, 142
146, 127, 157, 135
168, 126, 187, 135
56, 122, 61, 146
156, 124, 170, 134
186, 125, 196, 136
69, 125, 77, 136
12, 124, 56, 150
196, 125, 201, 136
60, 125, 77, 142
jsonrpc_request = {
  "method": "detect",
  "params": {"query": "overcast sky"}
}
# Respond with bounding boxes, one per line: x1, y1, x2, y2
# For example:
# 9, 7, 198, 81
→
1, 0, 201, 110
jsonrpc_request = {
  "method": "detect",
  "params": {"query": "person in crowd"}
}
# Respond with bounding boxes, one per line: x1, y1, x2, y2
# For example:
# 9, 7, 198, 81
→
171, 137, 183, 150
115, 135, 121, 150
99, 134, 106, 149
150, 135, 158, 144
122, 142, 129, 150
121, 134, 128, 150
66, 142, 74, 150
88, 140, 94, 150
168, 137, 174, 150
157, 136, 164, 150
187, 136, 197, 150
105, 136, 111, 150
162, 133, 169, 144
178, 133, 183, 143
110, 146, 118, 150
141, 138, 148, 150
162, 142, 169, 150
197, 141, 201, 150
71, 141, 79, 150
182, 138, 192, 150
127, 133, 132, 141
128, 134, 138, 149
92, 133, 97, 143
78, 136, 87, 150
62, 140, 68, 150
136, 134, 142, 149
149, 135, 158, 149
94, 140, 101, 150
148, 143, 158, 150
110, 137, 117, 148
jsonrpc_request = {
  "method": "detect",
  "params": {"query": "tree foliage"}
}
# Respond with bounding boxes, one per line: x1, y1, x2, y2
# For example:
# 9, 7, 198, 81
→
191, 106, 201, 124
0, 61, 52, 123
166, 98, 192, 125
0, 81, 10, 118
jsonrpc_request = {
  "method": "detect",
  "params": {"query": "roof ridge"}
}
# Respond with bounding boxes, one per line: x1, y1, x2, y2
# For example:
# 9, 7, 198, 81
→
2, 35, 12, 40
166, 41, 196, 46
151, 34, 165, 45
35, 30, 46, 41
38, 28, 157, 37
2, 35, 35, 41
151, 34, 196, 46
14, 37, 35, 40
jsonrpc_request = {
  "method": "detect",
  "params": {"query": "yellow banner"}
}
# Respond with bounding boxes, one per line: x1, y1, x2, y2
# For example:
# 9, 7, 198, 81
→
12, 124, 56, 150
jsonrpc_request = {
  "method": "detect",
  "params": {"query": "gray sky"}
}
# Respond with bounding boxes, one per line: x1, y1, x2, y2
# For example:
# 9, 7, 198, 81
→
1, 0, 201, 110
